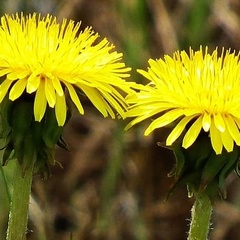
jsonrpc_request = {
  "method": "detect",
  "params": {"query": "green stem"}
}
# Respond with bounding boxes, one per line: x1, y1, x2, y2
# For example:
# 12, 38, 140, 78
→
6, 157, 35, 240
188, 192, 213, 240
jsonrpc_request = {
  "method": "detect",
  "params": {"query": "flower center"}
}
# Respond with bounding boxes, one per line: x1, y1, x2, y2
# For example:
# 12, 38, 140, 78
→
39, 74, 47, 81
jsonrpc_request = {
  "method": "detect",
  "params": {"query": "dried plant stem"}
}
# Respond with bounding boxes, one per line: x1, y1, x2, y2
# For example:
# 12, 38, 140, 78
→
97, 122, 124, 230
188, 192, 212, 240
6, 157, 35, 240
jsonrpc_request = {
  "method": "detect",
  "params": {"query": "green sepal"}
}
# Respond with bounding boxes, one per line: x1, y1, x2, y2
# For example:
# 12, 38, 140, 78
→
168, 142, 185, 179
11, 101, 33, 149
218, 147, 240, 198
2, 141, 14, 166
42, 108, 63, 148
0, 96, 70, 177
166, 135, 213, 195
186, 171, 203, 198
57, 136, 69, 151
162, 132, 240, 200
34, 147, 56, 179
165, 142, 186, 198
20, 134, 35, 176
0, 97, 13, 138
200, 153, 228, 190
31, 121, 43, 150
183, 135, 212, 170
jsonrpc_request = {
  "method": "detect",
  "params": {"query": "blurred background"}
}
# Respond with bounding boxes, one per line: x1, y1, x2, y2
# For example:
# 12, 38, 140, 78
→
1, 0, 240, 239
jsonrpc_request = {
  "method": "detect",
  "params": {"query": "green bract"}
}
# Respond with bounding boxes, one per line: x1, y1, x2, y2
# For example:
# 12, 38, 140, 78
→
0, 96, 67, 176
166, 132, 240, 199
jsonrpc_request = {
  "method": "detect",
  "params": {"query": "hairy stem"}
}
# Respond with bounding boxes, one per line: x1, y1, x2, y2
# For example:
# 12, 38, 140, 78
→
188, 192, 213, 240
6, 158, 35, 240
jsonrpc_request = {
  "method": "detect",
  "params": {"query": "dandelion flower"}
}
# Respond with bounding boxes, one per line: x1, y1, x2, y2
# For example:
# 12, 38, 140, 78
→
126, 47, 240, 154
0, 13, 132, 126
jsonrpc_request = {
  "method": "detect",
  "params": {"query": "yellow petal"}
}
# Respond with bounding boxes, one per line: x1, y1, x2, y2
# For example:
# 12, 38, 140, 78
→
100, 90, 125, 119
126, 107, 168, 130
26, 74, 40, 93
7, 70, 29, 80
64, 81, 84, 114
80, 84, 108, 117
45, 79, 56, 107
225, 115, 240, 145
182, 116, 202, 149
220, 128, 234, 152
0, 79, 13, 102
9, 78, 27, 101
34, 81, 47, 122
0, 69, 11, 77
55, 93, 66, 126
213, 113, 225, 132
166, 115, 197, 146
52, 76, 63, 96
144, 109, 184, 136
210, 121, 222, 154
137, 69, 153, 82
202, 113, 211, 132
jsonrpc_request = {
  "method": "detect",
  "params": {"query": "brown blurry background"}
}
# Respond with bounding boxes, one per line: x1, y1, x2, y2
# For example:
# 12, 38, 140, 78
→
1, 0, 240, 239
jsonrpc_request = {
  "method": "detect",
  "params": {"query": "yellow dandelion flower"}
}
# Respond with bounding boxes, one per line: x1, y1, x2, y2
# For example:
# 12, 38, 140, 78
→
0, 13, 132, 126
126, 47, 240, 154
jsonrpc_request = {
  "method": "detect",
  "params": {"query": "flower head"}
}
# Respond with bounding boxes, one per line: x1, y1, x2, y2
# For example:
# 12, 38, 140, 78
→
126, 47, 240, 154
0, 13, 132, 126
0, 13, 134, 175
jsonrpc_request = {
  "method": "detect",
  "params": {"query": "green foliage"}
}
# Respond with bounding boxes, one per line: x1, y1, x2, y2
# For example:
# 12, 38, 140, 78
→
181, 0, 214, 49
